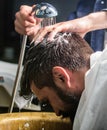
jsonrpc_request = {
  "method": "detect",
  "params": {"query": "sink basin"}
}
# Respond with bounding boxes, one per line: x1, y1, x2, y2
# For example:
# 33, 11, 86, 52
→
0, 112, 72, 130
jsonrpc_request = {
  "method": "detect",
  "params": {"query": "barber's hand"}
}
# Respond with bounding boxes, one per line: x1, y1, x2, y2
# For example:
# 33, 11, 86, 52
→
32, 17, 90, 44
14, 5, 42, 36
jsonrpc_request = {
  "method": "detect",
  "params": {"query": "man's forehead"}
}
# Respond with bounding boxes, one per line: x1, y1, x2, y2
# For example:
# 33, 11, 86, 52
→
30, 81, 50, 100
31, 81, 40, 95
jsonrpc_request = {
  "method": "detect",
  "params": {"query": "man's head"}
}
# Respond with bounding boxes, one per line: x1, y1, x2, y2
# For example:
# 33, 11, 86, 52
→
20, 32, 93, 120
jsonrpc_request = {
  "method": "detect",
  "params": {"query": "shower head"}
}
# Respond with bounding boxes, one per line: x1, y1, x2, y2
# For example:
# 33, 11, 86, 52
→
32, 2, 58, 27
33, 2, 58, 18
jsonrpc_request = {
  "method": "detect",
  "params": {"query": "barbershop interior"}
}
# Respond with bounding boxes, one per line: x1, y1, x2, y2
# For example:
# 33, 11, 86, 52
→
0, 0, 80, 129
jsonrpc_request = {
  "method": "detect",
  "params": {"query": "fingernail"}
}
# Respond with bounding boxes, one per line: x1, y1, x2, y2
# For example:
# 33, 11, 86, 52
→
47, 37, 53, 42
34, 40, 40, 45
30, 39, 35, 45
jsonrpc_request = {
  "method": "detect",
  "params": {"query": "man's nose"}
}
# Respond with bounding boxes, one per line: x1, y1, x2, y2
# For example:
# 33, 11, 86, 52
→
53, 107, 61, 116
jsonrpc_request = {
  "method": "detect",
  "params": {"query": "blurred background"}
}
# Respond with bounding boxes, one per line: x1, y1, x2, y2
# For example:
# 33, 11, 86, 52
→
0, 0, 79, 63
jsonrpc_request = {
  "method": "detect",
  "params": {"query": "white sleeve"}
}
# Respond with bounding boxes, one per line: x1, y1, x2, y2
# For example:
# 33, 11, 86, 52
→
73, 48, 107, 130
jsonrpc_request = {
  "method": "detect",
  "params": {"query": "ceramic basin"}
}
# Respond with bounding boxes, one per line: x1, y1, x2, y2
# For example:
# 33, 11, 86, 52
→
0, 112, 72, 130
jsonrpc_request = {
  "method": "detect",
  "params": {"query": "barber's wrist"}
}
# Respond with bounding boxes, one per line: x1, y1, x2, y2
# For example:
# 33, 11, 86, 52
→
87, 11, 107, 31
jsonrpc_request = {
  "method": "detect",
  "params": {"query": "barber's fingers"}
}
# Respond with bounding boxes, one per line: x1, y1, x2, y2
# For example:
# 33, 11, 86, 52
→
26, 24, 41, 36
15, 5, 36, 28
19, 5, 35, 23
19, 5, 42, 24
48, 21, 87, 39
15, 11, 33, 35
30, 20, 86, 44
15, 9, 42, 35
14, 17, 26, 35
14, 17, 37, 35
15, 13, 35, 27
32, 25, 54, 44
15, 12, 25, 27
47, 22, 70, 40
32, 23, 63, 44
14, 14, 34, 35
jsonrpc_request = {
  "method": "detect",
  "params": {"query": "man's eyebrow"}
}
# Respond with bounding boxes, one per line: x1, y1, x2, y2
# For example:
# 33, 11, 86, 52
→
39, 98, 50, 105
39, 98, 49, 103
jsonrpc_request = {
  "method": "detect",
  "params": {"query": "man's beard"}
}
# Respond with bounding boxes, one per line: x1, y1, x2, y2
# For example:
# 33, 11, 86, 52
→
52, 82, 81, 121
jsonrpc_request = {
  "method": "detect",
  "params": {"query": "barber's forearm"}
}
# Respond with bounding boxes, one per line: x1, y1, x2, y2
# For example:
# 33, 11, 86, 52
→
87, 11, 107, 31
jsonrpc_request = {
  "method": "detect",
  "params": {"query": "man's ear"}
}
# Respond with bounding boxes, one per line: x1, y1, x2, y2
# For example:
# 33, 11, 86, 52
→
52, 66, 71, 88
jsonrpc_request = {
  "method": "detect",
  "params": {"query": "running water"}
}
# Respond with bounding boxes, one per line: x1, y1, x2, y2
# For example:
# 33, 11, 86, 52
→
41, 17, 56, 27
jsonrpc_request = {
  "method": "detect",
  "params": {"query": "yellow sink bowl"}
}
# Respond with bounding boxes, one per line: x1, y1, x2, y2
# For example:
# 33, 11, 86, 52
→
0, 112, 72, 130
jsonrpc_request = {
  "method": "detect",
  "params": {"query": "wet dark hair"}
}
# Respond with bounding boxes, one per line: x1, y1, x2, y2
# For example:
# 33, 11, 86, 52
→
20, 32, 93, 99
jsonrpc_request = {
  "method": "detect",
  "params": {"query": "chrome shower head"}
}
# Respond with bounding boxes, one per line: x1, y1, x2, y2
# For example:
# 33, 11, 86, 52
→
32, 2, 58, 27
33, 2, 58, 18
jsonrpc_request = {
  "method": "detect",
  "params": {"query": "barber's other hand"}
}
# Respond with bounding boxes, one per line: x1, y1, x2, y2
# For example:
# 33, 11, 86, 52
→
32, 17, 90, 44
